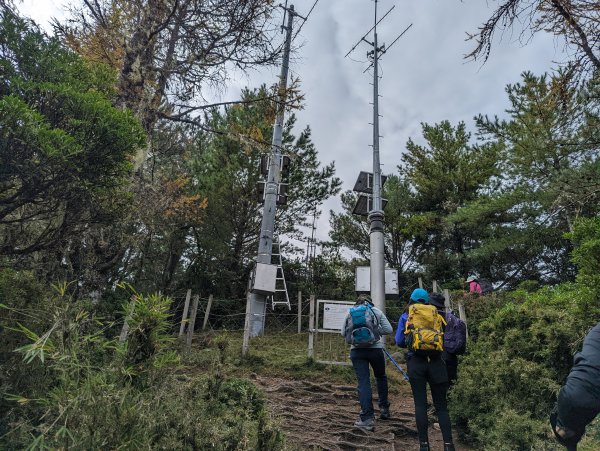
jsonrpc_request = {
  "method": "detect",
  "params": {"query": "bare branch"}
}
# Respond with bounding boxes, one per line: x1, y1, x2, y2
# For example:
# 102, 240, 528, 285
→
466, 0, 600, 78
551, 0, 600, 69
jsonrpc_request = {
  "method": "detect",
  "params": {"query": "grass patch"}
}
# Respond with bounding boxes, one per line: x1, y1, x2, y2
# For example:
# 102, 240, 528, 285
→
184, 330, 409, 391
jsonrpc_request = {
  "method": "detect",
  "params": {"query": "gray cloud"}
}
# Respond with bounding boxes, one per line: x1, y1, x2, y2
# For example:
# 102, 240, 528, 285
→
291, 0, 564, 245
18, 0, 567, 251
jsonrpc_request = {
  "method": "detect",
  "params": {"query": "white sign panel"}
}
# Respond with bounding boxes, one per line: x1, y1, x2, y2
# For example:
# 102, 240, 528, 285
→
355, 267, 399, 295
322, 302, 354, 330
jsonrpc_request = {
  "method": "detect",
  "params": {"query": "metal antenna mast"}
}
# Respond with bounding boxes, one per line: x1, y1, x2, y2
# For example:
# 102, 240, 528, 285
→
346, 1, 411, 313
246, 4, 297, 339
305, 207, 319, 282
369, 0, 385, 313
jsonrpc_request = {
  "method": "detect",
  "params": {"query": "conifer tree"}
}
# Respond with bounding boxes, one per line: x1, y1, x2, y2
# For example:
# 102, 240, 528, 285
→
185, 87, 341, 297
399, 120, 499, 282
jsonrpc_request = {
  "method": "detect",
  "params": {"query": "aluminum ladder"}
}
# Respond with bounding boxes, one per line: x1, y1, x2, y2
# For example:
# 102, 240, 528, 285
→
270, 240, 291, 310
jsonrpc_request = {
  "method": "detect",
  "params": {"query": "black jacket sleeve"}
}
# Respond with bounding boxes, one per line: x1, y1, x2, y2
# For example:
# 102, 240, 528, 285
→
556, 321, 600, 434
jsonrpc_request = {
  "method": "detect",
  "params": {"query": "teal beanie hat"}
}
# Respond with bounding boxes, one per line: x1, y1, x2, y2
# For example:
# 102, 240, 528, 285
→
410, 288, 429, 303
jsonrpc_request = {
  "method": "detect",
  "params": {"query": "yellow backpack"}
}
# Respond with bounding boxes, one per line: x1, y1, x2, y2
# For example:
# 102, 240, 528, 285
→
404, 304, 446, 354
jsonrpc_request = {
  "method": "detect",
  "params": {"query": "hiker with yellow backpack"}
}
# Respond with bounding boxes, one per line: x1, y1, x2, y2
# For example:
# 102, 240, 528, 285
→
395, 288, 455, 451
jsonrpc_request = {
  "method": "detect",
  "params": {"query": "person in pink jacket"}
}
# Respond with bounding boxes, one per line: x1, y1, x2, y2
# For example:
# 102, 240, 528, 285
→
466, 275, 482, 294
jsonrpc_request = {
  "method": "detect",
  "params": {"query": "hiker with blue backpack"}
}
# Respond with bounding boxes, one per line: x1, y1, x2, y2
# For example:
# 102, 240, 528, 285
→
341, 294, 393, 432
429, 293, 467, 386
396, 288, 455, 451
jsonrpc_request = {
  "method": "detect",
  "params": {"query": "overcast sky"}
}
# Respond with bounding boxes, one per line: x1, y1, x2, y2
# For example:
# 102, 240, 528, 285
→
19, 0, 567, 249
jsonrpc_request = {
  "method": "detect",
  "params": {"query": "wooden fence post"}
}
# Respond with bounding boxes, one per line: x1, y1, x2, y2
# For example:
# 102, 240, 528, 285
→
119, 298, 136, 343
185, 295, 199, 352
443, 288, 451, 310
297, 291, 302, 334
458, 300, 468, 339
202, 294, 213, 330
178, 289, 192, 337
308, 295, 315, 359
242, 289, 252, 357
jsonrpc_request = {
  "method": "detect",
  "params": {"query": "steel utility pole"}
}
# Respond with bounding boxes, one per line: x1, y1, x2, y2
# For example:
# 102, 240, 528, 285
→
247, 4, 296, 338
345, 1, 412, 313
369, 0, 385, 313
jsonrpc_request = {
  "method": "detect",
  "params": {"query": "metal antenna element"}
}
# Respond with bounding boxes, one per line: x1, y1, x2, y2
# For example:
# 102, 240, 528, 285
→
344, 5, 395, 58
280, 1, 289, 32
345, 0, 411, 316
382, 23, 413, 55
364, 23, 413, 71
305, 207, 320, 283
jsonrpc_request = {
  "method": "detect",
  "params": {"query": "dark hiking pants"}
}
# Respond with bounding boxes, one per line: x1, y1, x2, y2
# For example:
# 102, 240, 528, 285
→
408, 354, 453, 444
350, 348, 389, 420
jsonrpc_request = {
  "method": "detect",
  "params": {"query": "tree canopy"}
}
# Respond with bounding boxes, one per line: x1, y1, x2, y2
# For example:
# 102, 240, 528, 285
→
0, 10, 145, 259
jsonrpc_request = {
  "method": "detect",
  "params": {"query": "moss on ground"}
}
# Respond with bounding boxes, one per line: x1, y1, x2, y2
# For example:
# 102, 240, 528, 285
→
185, 330, 409, 392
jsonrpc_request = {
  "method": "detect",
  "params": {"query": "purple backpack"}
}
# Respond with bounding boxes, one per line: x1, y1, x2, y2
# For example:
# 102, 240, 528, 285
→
444, 311, 467, 355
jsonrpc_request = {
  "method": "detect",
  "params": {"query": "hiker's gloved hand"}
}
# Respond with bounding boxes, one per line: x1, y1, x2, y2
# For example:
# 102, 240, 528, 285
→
551, 425, 579, 450
550, 404, 581, 450
555, 426, 574, 440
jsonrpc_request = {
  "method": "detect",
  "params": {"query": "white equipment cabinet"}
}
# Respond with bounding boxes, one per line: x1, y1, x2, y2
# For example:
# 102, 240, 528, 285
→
355, 266, 399, 295
251, 263, 277, 295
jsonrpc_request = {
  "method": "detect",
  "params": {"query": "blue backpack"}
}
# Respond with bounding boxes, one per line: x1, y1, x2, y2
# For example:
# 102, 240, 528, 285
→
344, 304, 380, 347
443, 311, 467, 355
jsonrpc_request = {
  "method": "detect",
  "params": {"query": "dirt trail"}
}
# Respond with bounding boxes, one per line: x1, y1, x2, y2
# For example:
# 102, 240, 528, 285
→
256, 376, 466, 451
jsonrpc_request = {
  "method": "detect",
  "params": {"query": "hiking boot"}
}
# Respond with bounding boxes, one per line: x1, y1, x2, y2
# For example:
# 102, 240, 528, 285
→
443, 443, 455, 451
419, 442, 430, 451
353, 417, 375, 432
379, 406, 390, 420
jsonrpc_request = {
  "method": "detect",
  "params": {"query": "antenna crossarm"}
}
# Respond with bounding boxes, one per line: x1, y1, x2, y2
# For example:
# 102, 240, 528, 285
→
380, 23, 413, 56
344, 5, 395, 58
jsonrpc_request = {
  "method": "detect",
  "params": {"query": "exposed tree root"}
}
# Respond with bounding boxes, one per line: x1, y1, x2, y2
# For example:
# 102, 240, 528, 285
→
257, 377, 416, 450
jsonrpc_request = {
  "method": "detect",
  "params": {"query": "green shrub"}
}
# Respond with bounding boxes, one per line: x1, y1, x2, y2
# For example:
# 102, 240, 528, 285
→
450, 284, 599, 450
0, 268, 54, 439
1, 279, 283, 450
569, 217, 600, 292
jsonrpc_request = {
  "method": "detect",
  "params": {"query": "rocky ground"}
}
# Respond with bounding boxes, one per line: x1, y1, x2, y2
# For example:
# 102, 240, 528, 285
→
255, 376, 470, 451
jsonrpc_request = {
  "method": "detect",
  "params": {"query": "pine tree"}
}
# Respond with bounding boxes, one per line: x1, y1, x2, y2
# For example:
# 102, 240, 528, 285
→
399, 120, 499, 282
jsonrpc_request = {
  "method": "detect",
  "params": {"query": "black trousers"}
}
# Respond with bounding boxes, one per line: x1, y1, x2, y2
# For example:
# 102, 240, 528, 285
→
407, 354, 453, 444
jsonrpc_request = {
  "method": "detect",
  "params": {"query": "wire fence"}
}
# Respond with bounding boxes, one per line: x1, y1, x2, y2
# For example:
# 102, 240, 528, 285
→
152, 277, 467, 362
166, 291, 309, 334
164, 277, 458, 332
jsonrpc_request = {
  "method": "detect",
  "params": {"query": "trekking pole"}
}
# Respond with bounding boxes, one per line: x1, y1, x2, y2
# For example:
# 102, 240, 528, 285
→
383, 348, 409, 381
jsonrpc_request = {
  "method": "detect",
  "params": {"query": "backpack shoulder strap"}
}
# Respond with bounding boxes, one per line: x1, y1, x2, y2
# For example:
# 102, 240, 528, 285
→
403, 310, 411, 334
440, 314, 447, 326
367, 305, 380, 326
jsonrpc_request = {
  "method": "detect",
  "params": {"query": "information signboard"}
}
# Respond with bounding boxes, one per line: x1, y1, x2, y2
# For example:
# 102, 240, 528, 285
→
322, 302, 354, 331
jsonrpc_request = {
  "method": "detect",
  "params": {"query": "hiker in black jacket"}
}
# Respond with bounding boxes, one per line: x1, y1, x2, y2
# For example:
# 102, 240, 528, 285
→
550, 321, 600, 451
396, 289, 455, 451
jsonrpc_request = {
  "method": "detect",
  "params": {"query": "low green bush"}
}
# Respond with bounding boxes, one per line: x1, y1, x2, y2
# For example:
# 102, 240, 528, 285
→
1, 278, 283, 450
450, 283, 600, 450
